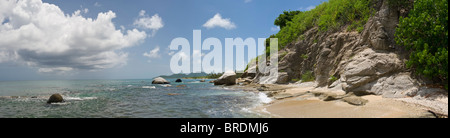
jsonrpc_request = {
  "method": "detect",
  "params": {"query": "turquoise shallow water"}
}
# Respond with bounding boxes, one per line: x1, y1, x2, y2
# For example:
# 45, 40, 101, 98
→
0, 79, 268, 118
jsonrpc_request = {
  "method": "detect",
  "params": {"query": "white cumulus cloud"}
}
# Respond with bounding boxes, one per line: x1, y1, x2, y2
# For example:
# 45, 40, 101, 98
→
271, 26, 280, 32
38, 67, 73, 73
0, 0, 147, 73
168, 51, 175, 56
83, 8, 89, 14
134, 10, 164, 37
299, 5, 316, 11
94, 2, 101, 7
143, 46, 161, 59
203, 13, 236, 30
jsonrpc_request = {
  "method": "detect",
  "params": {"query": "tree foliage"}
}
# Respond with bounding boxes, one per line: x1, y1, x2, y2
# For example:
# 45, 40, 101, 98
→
274, 10, 302, 29
395, 0, 448, 89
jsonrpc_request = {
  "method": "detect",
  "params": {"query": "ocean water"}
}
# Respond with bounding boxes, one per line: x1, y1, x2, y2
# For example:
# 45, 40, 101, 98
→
0, 79, 269, 118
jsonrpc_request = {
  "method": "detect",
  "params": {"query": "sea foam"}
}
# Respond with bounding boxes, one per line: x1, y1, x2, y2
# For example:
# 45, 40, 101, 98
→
64, 96, 97, 101
258, 93, 272, 104
142, 86, 156, 89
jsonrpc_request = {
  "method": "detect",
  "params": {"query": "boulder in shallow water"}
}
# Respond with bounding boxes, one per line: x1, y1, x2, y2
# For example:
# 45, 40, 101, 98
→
175, 79, 182, 83
152, 77, 170, 84
47, 94, 64, 104
214, 71, 237, 86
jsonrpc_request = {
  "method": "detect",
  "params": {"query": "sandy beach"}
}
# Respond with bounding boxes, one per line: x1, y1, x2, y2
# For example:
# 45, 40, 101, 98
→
262, 95, 432, 118
241, 82, 448, 118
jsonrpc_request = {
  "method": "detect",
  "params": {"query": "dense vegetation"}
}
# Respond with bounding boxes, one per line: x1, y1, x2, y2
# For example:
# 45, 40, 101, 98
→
269, 0, 374, 51
274, 11, 302, 29
395, 0, 448, 89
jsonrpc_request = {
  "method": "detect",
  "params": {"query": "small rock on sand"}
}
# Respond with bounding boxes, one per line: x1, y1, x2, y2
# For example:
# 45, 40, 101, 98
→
342, 96, 369, 106
313, 92, 344, 101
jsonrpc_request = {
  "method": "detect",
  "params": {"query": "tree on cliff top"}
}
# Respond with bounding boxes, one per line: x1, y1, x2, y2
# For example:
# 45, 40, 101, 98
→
274, 10, 301, 29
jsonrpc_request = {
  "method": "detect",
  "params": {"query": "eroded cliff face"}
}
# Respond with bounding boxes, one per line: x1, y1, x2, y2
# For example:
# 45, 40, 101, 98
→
248, 0, 447, 98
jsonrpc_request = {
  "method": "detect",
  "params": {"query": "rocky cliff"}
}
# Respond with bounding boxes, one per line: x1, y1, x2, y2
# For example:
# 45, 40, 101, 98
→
246, 0, 447, 98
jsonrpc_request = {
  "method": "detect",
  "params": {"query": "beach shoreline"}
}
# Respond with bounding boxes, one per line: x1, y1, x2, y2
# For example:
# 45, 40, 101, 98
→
1, 78, 447, 118
232, 82, 448, 118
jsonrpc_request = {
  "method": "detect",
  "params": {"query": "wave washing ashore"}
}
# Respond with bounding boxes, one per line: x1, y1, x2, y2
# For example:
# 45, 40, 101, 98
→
0, 79, 272, 118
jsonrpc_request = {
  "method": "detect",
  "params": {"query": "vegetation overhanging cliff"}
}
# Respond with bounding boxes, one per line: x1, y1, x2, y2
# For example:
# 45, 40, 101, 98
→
243, 0, 448, 98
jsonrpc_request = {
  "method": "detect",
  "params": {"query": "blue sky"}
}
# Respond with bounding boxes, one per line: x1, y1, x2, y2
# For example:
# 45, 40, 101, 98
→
0, 0, 324, 81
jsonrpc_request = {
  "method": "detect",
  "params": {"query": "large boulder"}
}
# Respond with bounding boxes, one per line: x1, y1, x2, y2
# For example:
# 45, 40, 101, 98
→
175, 79, 182, 83
341, 48, 403, 91
352, 73, 419, 98
47, 94, 64, 104
214, 71, 237, 85
152, 77, 170, 84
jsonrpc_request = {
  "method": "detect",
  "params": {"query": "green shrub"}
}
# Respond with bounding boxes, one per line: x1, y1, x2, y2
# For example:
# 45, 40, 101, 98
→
395, 0, 448, 90
300, 54, 309, 60
280, 51, 288, 59
301, 71, 315, 82
329, 75, 338, 82
299, 35, 305, 40
356, 26, 365, 33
